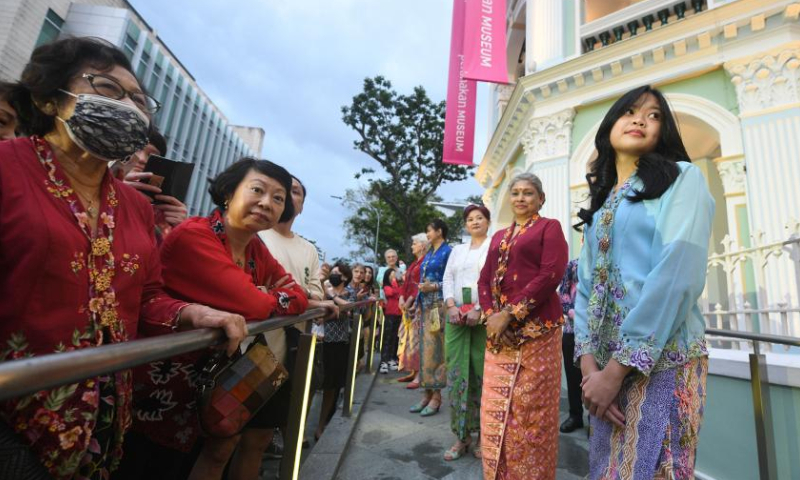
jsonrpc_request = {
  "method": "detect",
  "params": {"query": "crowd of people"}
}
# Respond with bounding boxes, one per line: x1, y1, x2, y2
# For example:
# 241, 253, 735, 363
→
0, 36, 714, 480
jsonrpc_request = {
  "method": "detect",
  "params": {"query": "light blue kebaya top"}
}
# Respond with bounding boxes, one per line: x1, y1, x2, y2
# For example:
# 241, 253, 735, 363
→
574, 162, 714, 376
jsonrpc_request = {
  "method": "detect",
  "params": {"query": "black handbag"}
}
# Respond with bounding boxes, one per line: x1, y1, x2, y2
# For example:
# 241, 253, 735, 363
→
0, 420, 53, 479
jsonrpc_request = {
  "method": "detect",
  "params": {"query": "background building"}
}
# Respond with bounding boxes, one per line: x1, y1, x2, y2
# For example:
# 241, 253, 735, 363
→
476, 1, 800, 478
0, 0, 264, 215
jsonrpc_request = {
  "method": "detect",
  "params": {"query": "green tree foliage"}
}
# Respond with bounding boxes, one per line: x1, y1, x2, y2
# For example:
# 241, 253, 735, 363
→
341, 76, 472, 260
342, 191, 485, 263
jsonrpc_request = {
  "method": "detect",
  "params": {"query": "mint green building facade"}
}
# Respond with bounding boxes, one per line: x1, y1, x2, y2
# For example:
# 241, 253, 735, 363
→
478, 1, 800, 478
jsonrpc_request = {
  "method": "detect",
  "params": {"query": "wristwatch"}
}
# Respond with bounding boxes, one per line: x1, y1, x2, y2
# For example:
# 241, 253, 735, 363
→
473, 304, 481, 312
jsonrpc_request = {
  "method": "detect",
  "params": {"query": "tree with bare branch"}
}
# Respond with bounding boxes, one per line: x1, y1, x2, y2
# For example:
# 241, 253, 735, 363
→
341, 76, 472, 257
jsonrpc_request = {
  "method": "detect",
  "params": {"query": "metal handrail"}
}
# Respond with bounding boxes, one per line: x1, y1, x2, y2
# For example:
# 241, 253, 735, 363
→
0, 300, 374, 403
704, 327, 799, 480
705, 328, 800, 348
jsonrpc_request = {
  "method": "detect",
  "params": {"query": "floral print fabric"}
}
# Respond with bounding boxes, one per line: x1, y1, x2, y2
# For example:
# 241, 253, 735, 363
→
445, 321, 486, 440
418, 244, 452, 389
589, 358, 708, 480
0, 137, 185, 480
558, 259, 579, 334
574, 163, 714, 375
478, 217, 568, 355
480, 328, 562, 480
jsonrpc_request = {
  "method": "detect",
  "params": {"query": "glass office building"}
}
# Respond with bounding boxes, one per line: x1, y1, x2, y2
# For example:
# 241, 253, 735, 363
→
0, 1, 263, 215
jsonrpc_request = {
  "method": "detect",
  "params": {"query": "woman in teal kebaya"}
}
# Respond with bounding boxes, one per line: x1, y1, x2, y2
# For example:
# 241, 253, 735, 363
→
573, 85, 714, 480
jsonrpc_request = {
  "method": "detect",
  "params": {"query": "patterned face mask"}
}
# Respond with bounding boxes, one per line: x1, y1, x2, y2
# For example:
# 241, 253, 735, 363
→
57, 91, 150, 161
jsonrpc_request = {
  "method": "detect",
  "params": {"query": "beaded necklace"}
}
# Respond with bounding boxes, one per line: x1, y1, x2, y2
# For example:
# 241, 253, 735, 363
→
31, 136, 123, 341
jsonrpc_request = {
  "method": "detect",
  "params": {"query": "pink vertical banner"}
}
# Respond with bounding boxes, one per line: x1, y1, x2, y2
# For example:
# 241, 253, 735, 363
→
443, 0, 477, 166
463, 0, 509, 84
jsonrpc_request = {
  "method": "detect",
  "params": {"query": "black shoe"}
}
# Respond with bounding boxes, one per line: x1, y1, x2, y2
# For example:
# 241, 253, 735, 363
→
559, 416, 584, 433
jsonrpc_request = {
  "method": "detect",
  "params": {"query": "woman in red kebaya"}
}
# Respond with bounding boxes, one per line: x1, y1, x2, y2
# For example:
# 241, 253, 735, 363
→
478, 173, 568, 480
119, 158, 308, 480
0, 38, 246, 480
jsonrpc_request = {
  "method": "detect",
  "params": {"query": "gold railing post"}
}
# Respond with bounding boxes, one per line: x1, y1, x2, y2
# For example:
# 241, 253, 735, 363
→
367, 303, 379, 373
378, 307, 386, 353
749, 341, 778, 480
279, 333, 317, 480
342, 313, 363, 417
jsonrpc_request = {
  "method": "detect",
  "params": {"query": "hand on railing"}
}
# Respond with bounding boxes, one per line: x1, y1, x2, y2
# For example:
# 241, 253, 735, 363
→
309, 299, 339, 319
177, 305, 247, 356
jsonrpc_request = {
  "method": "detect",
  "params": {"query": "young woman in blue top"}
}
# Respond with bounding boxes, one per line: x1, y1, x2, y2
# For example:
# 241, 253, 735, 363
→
573, 85, 714, 480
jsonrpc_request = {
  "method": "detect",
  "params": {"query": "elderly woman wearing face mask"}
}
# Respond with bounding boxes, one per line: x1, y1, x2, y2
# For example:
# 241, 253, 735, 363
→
0, 37, 246, 480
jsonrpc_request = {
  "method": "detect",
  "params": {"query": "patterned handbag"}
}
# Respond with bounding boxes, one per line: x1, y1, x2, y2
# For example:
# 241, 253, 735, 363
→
0, 420, 52, 480
195, 334, 288, 438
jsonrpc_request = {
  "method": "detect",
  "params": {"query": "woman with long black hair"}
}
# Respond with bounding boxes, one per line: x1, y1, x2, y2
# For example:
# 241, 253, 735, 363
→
573, 85, 714, 479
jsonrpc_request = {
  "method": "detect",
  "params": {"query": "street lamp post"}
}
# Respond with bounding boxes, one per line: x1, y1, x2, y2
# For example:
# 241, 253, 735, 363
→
333, 195, 381, 265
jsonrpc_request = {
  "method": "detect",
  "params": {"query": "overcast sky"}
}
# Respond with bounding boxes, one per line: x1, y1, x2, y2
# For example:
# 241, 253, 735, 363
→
128, 0, 489, 261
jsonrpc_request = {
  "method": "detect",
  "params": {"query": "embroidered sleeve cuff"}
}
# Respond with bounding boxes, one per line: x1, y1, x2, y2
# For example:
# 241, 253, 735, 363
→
573, 340, 595, 366
171, 303, 195, 331
270, 288, 300, 316
612, 344, 658, 376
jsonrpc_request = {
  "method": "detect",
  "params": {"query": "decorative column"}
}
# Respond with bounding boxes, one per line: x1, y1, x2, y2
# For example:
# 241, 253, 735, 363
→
715, 156, 747, 242
525, 0, 564, 74
724, 46, 800, 309
482, 185, 503, 231
519, 108, 575, 243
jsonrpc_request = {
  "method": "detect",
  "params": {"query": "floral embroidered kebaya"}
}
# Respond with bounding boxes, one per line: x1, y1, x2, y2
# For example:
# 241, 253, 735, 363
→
574, 163, 714, 375
0, 137, 186, 479
478, 216, 568, 354
477, 215, 568, 480
558, 259, 579, 334
130, 209, 308, 452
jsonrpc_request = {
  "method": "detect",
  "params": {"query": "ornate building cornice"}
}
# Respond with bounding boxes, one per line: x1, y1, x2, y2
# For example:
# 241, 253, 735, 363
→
476, 0, 799, 188
724, 47, 800, 114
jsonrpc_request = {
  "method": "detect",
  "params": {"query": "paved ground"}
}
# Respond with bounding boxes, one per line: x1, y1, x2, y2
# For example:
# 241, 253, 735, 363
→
257, 380, 333, 479
336, 370, 590, 480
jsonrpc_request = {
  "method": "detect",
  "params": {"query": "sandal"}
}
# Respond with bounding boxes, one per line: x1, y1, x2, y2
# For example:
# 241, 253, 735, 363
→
473, 443, 482, 459
444, 439, 471, 461
406, 381, 420, 390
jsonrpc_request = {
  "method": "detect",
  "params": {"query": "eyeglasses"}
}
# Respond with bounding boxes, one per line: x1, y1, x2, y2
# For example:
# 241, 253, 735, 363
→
82, 73, 161, 114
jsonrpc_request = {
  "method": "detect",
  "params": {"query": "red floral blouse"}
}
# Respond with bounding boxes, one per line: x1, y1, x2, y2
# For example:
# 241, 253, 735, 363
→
130, 210, 309, 452
478, 216, 568, 353
0, 137, 186, 479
